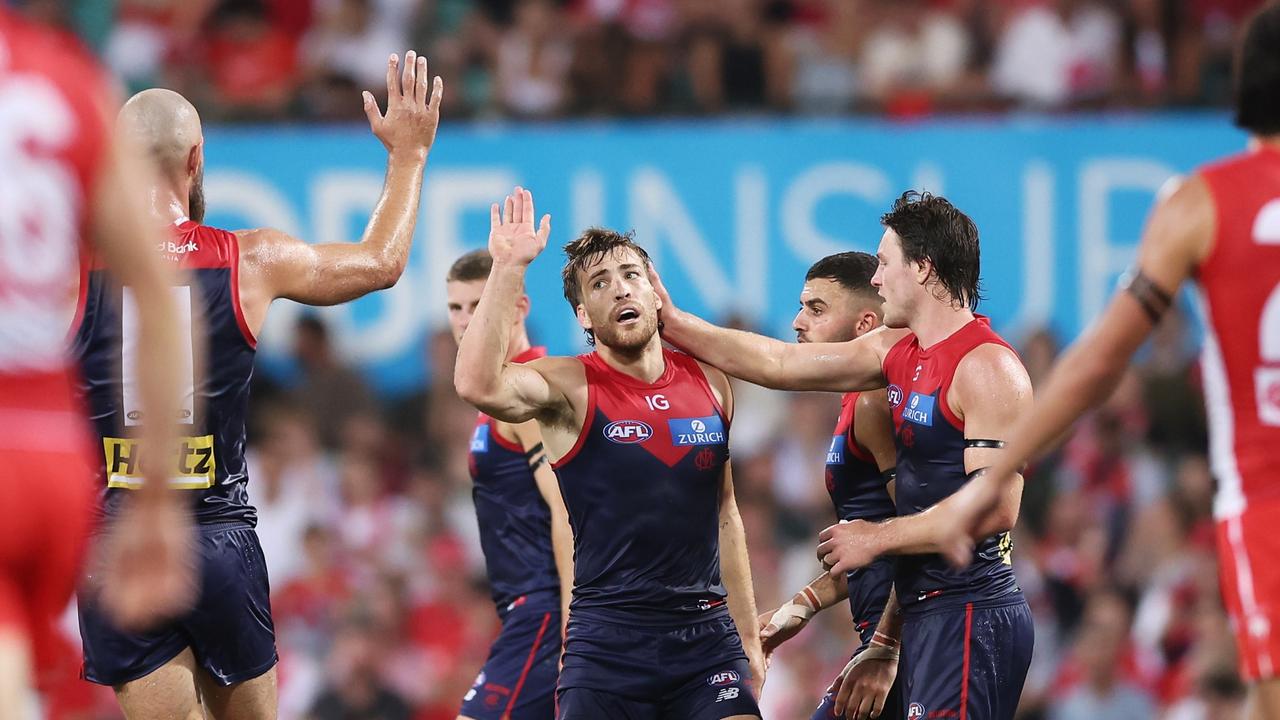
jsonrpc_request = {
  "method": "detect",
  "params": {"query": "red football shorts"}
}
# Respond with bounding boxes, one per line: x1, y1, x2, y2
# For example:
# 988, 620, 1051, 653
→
1218, 500, 1280, 682
0, 402, 96, 686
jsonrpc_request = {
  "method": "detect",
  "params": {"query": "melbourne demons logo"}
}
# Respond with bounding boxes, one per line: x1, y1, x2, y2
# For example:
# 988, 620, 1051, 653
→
707, 670, 740, 686
694, 448, 717, 470
887, 385, 904, 407
604, 420, 652, 444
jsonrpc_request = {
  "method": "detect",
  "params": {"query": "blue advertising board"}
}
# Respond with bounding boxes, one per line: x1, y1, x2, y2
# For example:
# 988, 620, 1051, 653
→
203, 115, 1245, 393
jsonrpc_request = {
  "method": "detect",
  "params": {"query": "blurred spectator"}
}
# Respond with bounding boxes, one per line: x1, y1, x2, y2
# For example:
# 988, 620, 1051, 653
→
990, 0, 1124, 108
307, 613, 413, 720
292, 315, 377, 450
1050, 589, 1158, 720
495, 0, 573, 117
200, 0, 301, 119
304, 0, 409, 91
685, 0, 790, 112
860, 0, 971, 114
784, 0, 863, 114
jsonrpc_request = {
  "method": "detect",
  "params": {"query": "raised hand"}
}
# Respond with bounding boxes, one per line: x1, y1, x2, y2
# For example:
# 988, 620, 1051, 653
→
489, 186, 551, 267
364, 50, 443, 158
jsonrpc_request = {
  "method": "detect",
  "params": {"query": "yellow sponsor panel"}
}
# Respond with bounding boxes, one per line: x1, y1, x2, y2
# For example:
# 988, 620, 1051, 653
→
103, 435, 216, 490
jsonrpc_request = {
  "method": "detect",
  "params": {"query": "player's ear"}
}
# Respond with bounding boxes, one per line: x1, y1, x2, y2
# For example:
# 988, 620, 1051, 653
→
575, 303, 591, 333
515, 294, 531, 320
857, 310, 878, 336
187, 143, 202, 179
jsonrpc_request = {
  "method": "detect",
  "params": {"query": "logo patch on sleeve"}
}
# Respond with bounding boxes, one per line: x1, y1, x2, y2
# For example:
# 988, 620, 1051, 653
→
470, 424, 490, 453
902, 392, 935, 426
669, 415, 726, 446
826, 435, 845, 464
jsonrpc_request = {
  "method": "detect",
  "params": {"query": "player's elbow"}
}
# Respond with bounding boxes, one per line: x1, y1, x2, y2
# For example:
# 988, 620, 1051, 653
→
453, 367, 493, 408
371, 257, 408, 291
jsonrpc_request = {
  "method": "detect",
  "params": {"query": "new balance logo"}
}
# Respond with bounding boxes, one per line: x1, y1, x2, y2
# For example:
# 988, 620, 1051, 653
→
715, 688, 740, 703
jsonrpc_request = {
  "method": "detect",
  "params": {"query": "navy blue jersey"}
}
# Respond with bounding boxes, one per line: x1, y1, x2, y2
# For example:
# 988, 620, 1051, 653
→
552, 348, 730, 624
884, 318, 1020, 612
71, 220, 257, 526
826, 392, 895, 523
467, 346, 561, 611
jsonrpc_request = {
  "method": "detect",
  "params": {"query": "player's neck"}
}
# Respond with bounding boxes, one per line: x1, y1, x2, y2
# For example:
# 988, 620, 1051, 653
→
506, 327, 532, 361
596, 336, 666, 383
1251, 134, 1280, 152
151, 186, 190, 225
909, 300, 975, 349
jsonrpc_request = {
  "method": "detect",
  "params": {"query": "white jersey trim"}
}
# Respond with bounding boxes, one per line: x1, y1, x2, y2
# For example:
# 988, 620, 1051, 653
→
1197, 289, 1247, 519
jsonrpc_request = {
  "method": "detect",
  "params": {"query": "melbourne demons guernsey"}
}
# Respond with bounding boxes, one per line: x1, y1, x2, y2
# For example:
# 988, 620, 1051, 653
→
553, 348, 730, 624
0, 8, 110, 431
1197, 146, 1280, 519
826, 393, 895, 523
884, 318, 1020, 612
468, 346, 560, 613
72, 220, 257, 526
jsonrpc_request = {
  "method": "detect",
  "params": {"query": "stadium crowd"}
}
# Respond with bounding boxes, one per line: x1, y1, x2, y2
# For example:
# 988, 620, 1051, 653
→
33, 0, 1266, 120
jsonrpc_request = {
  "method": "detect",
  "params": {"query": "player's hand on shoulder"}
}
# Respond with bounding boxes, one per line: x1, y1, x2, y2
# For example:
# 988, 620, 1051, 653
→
490, 186, 551, 267
364, 50, 443, 159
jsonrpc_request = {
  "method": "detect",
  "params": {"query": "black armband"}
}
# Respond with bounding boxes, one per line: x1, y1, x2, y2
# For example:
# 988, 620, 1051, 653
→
1119, 268, 1174, 324
528, 454, 549, 471
964, 439, 1007, 449
881, 468, 897, 484
965, 466, 990, 481
523, 442, 545, 459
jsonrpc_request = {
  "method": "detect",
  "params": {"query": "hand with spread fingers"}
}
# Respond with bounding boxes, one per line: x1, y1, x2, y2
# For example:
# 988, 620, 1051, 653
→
363, 50, 443, 158
489, 186, 551, 268
828, 641, 900, 719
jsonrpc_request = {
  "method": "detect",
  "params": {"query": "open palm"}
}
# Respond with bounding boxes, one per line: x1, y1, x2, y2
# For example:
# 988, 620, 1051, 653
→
489, 186, 551, 267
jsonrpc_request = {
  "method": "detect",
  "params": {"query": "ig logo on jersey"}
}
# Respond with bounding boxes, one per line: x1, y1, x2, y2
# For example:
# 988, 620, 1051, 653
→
604, 420, 653, 444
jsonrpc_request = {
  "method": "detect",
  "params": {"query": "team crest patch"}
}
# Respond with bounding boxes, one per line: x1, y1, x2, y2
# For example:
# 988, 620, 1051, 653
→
707, 670, 740, 686
470, 424, 489, 452
669, 415, 726, 446
907, 702, 926, 719
887, 384, 904, 407
604, 419, 652, 444
826, 435, 845, 464
902, 392, 935, 426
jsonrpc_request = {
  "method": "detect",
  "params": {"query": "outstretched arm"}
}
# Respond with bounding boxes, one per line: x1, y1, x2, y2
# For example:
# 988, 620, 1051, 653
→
649, 267, 900, 392
238, 51, 443, 316
454, 188, 568, 424
818, 344, 1033, 573
933, 176, 1215, 550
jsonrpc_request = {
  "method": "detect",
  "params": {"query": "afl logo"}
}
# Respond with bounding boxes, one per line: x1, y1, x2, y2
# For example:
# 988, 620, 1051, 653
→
887, 385, 904, 407
707, 670, 739, 686
908, 703, 926, 719
604, 420, 652, 444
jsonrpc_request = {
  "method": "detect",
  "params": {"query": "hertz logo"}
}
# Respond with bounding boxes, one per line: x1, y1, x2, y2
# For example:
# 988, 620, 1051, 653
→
103, 435, 216, 489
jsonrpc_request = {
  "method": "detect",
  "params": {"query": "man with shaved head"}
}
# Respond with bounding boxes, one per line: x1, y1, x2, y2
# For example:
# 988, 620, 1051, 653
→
72, 52, 443, 718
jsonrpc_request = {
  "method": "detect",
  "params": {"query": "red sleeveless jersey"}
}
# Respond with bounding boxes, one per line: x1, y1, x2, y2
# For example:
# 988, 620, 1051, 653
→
1198, 145, 1280, 518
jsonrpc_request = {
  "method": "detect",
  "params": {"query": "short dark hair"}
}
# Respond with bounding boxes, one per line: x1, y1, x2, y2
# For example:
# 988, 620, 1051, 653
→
561, 227, 652, 346
805, 252, 881, 305
880, 190, 982, 311
1234, 2, 1280, 136
446, 249, 492, 282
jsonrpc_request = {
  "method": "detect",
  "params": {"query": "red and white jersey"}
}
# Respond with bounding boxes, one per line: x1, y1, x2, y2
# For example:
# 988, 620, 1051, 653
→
0, 8, 110, 378
1197, 145, 1280, 519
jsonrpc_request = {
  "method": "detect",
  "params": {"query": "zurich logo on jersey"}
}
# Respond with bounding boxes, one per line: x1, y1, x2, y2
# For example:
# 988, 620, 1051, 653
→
887, 384, 904, 407
604, 420, 653, 444
669, 415, 726, 446
470, 424, 489, 452
827, 435, 845, 464
903, 392, 935, 426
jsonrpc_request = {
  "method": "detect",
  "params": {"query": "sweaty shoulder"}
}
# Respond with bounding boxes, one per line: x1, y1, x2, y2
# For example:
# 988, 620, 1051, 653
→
693, 358, 733, 416
949, 343, 1032, 422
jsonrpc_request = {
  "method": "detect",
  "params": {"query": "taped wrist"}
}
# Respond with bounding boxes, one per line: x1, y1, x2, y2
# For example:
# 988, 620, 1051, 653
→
768, 586, 820, 630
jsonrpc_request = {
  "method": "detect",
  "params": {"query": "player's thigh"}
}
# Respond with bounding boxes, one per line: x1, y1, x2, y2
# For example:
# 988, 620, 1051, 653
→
459, 609, 559, 720
197, 663, 278, 720
113, 647, 203, 720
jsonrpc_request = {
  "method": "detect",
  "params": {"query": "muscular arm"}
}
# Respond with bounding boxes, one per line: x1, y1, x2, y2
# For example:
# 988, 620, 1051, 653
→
650, 267, 901, 391
950, 176, 1214, 533
454, 189, 568, 425
510, 420, 574, 636
818, 344, 1033, 571
854, 389, 898, 500
237, 52, 443, 324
